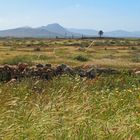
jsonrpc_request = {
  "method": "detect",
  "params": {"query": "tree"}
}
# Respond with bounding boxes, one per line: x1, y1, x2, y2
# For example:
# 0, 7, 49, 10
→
98, 30, 104, 38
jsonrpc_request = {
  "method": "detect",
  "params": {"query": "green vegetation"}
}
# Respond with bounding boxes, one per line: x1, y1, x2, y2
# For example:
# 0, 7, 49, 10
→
2, 55, 51, 65
74, 55, 89, 62
0, 74, 140, 139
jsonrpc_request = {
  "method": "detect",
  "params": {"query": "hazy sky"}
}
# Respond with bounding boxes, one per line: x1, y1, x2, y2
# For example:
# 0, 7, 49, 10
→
0, 0, 139, 31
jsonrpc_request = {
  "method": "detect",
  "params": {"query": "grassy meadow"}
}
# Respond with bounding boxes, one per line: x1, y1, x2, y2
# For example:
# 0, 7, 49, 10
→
0, 38, 140, 139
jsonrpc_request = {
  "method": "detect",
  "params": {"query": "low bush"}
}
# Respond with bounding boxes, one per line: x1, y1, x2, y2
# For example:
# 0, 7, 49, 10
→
34, 47, 41, 51
74, 55, 89, 62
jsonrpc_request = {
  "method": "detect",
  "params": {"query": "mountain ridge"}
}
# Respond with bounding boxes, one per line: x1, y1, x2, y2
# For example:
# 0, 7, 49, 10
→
0, 23, 140, 38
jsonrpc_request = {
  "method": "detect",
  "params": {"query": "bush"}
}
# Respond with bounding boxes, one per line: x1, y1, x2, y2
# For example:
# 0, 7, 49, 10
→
74, 55, 89, 62
34, 47, 41, 51
131, 46, 137, 50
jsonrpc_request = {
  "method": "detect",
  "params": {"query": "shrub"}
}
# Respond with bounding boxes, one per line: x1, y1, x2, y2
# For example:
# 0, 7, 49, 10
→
34, 47, 41, 51
74, 55, 89, 62
131, 46, 137, 50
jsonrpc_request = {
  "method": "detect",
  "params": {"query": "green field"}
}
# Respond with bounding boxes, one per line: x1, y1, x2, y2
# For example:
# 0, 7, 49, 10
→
1, 38, 140, 139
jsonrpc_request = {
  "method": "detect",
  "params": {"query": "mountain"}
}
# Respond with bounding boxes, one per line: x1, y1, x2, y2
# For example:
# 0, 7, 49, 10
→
68, 28, 98, 36
40, 23, 69, 36
105, 30, 140, 38
0, 23, 140, 38
0, 23, 81, 38
39, 23, 81, 37
0, 26, 64, 38
69, 28, 140, 38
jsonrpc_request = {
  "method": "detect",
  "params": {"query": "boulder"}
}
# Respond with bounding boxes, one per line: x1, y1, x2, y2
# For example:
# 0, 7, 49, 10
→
96, 68, 119, 75
7, 78, 17, 85
86, 68, 96, 79
46, 69, 55, 80
78, 69, 86, 77
36, 64, 44, 68
64, 66, 75, 75
55, 64, 67, 75
18, 63, 28, 71
45, 64, 52, 68
1, 69, 12, 82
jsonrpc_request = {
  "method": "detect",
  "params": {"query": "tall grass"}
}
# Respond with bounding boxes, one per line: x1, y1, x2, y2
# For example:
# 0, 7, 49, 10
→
1, 55, 50, 65
0, 73, 140, 139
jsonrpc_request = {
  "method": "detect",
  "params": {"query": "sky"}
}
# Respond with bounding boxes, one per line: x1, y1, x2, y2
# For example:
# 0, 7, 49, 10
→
0, 0, 139, 31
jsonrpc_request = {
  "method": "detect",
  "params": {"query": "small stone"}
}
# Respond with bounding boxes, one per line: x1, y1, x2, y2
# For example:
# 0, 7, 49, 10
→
18, 63, 28, 71
45, 64, 52, 68
86, 68, 96, 79
36, 64, 44, 68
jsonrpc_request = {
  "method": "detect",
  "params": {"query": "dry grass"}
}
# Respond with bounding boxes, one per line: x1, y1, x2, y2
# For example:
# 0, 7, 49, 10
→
0, 74, 140, 139
0, 38, 140, 139
0, 38, 140, 68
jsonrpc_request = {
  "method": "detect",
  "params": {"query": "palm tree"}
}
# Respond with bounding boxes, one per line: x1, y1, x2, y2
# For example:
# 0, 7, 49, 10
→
98, 30, 104, 38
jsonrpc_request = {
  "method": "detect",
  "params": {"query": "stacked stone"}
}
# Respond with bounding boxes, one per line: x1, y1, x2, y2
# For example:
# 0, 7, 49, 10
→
0, 63, 120, 82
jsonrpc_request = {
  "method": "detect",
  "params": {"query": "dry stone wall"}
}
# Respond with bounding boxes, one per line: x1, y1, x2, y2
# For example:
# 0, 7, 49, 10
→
0, 63, 121, 82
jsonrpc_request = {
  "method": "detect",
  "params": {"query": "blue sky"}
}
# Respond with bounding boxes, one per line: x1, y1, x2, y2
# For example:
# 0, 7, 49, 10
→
0, 0, 139, 31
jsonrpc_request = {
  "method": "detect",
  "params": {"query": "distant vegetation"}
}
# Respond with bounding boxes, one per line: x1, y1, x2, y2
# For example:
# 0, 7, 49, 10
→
98, 30, 104, 38
0, 38, 140, 68
74, 55, 89, 62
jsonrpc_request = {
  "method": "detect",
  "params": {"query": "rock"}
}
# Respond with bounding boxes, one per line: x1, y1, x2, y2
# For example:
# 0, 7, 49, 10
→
0, 64, 123, 82
7, 78, 17, 85
39, 68, 54, 80
45, 64, 52, 68
59, 64, 67, 70
86, 68, 96, 79
36, 64, 44, 68
96, 68, 119, 75
4, 65, 11, 69
64, 66, 75, 75
55, 64, 67, 75
18, 63, 28, 71
78, 69, 86, 77
1, 70, 12, 82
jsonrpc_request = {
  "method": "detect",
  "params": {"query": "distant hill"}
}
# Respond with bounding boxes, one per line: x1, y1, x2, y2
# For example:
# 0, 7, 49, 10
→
40, 23, 72, 37
0, 23, 140, 38
0, 26, 64, 38
68, 28, 98, 36
105, 30, 140, 38
69, 28, 140, 38
0, 23, 81, 38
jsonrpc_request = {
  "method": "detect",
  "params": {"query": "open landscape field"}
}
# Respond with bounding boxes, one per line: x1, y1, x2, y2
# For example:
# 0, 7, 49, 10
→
1, 38, 140, 139
0, 38, 140, 69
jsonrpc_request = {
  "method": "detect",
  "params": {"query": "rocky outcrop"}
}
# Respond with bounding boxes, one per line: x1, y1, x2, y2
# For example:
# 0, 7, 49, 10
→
0, 63, 121, 82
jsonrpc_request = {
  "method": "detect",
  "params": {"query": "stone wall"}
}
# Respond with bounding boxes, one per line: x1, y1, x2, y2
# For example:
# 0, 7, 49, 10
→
0, 63, 121, 82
